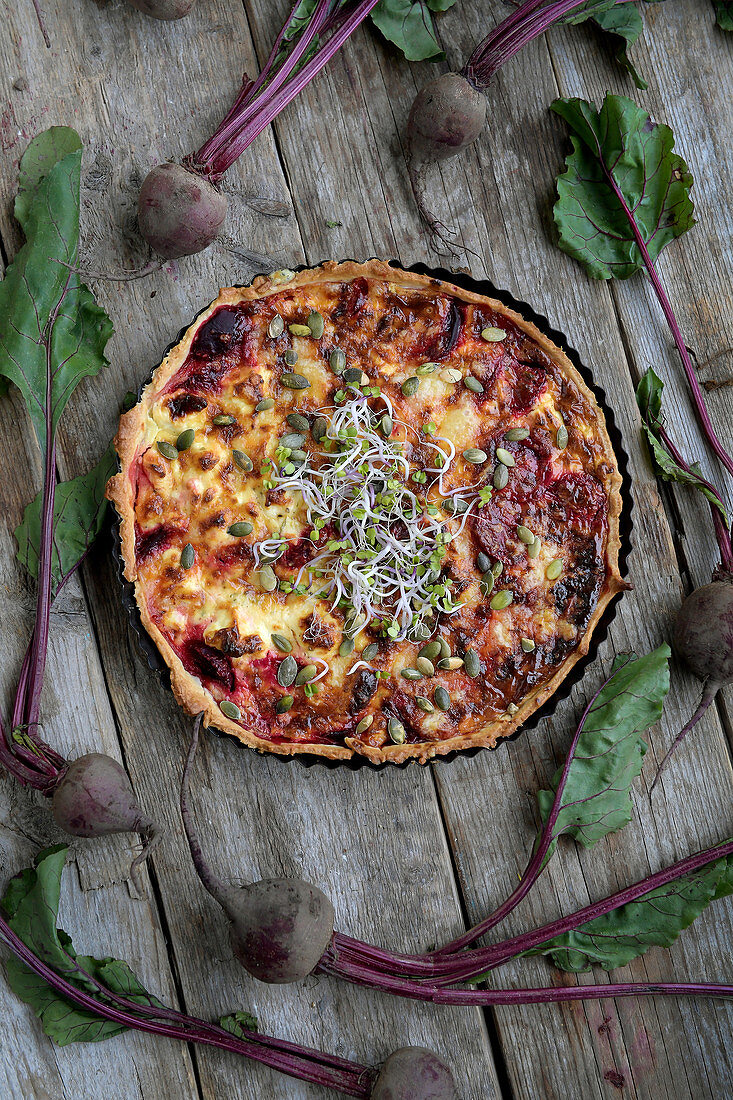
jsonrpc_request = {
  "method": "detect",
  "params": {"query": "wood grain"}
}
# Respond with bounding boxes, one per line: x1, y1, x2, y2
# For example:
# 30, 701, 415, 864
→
0, 1, 731, 1098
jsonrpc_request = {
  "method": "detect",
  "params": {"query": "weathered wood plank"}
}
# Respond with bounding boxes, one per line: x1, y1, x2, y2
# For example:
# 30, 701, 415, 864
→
240, 0, 733, 1096
0, 1, 501, 1097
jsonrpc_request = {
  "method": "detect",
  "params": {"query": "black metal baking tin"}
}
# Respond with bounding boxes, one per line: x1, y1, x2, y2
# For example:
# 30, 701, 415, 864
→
113, 258, 633, 771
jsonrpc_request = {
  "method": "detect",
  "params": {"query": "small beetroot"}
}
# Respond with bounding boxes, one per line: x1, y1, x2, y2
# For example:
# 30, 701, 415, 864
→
181, 717, 335, 983
51, 753, 161, 887
371, 1047, 458, 1099
137, 163, 227, 260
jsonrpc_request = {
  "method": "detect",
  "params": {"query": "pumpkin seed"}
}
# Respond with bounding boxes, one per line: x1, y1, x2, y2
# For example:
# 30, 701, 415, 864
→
228, 521, 253, 537
290, 449, 308, 463
506, 702, 519, 715
388, 717, 406, 744
495, 447, 515, 467
180, 543, 195, 570
418, 641, 441, 662
156, 440, 178, 460
276, 695, 294, 714
356, 715, 374, 735
233, 449, 253, 472
213, 414, 235, 426
416, 656, 435, 676
491, 561, 504, 577
416, 362, 438, 376
362, 642, 379, 661
490, 589, 513, 611
401, 376, 420, 396
481, 326, 506, 342
289, 323, 312, 337
268, 314, 284, 339
480, 571, 495, 597
271, 633, 292, 653
284, 349, 298, 366
521, 638, 536, 653
416, 697, 434, 713
281, 372, 310, 390
493, 463, 509, 490
437, 657, 463, 671
443, 497, 469, 516
312, 416, 328, 442
330, 348, 346, 374
505, 426, 530, 441
343, 367, 363, 385
381, 414, 393, 437
438, 636, 451, 659
286, 412, 310, 432
434, 686, 451, 712
528, 537, 542, 560
476, 552, 491, 574
409, 622, 432, 642
219, 700, 241, 720
257, 565, 277, 592
401, 668, 423, 681
295, 663, 317, 686
308, 310, 325, 338
463, 448, 487, 464
280, 432, 306, 449
464, 375, 484, 394
556, 424, 569, 450
176, 428, 195, 451
339, 637, 355, 657
255, 398, 275, 412
440, 368, 463, 383
464, 649, 480, 677
517, 525, 534, 545
546, 558, 563, 581
277, 655, 297, 688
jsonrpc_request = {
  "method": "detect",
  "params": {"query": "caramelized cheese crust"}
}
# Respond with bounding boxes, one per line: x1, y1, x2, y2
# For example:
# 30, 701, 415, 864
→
109, 261, 625, 763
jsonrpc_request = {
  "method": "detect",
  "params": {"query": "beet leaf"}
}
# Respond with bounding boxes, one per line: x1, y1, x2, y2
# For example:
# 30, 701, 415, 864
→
524, 844, 733, 972
371, 0, 459, 61
536, 645, 670, 858
585, 4, 647, 89
713, 1, 733, 30
15, 445, 116, 598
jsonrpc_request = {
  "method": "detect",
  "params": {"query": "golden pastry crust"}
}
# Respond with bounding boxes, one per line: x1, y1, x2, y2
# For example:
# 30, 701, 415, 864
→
108, 260, 626, 764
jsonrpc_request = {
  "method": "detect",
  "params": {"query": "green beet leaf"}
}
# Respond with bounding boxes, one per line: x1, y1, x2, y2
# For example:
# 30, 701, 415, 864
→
0, 127, 113, 453
220, 1010, 260, 1036
551, 94, 695, 280
537, 645, 670, 861
636, 369, 729, 523
15, 444, 116, 597
713, 1, 733, 31
592, 4, 647, 89
525, 847, 733, 972
1, 846, 159, 1045
371, 0, 458, 62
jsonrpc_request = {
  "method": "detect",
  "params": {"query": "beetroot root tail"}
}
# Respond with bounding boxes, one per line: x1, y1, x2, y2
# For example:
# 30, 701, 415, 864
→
650, 681, 720, 795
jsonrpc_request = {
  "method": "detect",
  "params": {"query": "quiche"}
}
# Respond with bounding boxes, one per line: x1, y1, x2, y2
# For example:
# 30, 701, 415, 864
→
108, 260, 625, 764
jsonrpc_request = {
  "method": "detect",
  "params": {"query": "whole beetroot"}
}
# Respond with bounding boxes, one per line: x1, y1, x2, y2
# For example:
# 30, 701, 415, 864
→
51, 753, 161, 887
127, 0, 197, 19
371, 1047, 458, 1099
180, 717, 335, 984
137, 163, 227, 260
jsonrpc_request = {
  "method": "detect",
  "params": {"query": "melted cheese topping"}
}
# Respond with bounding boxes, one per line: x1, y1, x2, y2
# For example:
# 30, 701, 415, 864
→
124, 273, 618, 755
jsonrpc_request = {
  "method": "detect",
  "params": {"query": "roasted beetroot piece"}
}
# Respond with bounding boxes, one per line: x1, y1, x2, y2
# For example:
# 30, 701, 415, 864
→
180, 718, 335, 983
371, 1047, 458, 1099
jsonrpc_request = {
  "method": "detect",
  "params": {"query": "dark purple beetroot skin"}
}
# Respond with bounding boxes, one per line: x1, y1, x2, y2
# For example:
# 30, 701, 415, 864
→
673, 578, 733, 686
127, 0, 196, 21
371, 1047, 458, 1100
225, 878, 335, 984
407, 73, 487, 164
137, 163, 227, 259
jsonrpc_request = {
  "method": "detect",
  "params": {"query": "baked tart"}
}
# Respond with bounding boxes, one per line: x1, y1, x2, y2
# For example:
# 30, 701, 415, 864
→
108, 260, 625, 764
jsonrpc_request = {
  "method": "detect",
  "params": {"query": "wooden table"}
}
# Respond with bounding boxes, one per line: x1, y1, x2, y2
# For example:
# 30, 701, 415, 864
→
1, 2, 731, 1097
